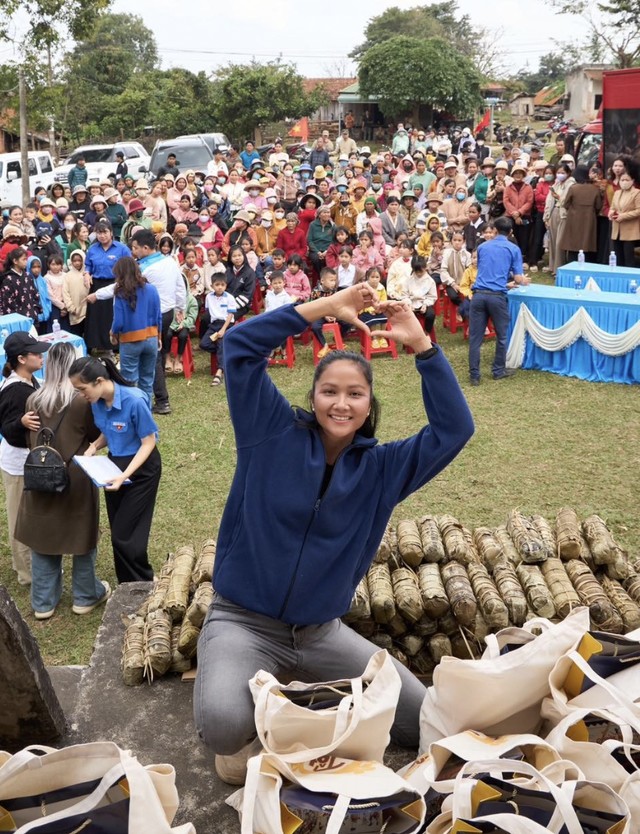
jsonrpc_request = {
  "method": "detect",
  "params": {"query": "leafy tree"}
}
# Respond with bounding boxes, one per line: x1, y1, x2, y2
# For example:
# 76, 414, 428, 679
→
358, 35, 482, 121
545, 0, 640, 67
516, 51, 570, 93
1, 0, 111, 51
211, 62, 328, 143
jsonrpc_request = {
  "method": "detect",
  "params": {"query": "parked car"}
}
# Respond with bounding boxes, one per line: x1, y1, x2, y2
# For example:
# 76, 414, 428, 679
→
145, 133, 231, 179
54, 142, 150, 185
0, 150, 56, 205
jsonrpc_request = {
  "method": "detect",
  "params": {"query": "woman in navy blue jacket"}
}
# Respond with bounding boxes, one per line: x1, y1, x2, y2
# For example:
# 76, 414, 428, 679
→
194, 282, 474, 785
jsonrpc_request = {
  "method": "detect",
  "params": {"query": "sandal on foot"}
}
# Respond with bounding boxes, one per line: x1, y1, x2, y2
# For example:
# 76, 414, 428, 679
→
211, 372, 223, 386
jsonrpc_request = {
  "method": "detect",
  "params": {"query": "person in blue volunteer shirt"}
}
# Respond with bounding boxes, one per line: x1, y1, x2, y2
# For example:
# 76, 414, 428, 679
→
193, 282, 474, 786
468, 216, 530, 386
83, 220, 130, 355
69, 356, 161, 583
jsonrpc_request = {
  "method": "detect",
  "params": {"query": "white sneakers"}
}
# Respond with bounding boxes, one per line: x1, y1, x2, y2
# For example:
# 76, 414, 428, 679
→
72, 581, 112, 615
215, 738, 263, 786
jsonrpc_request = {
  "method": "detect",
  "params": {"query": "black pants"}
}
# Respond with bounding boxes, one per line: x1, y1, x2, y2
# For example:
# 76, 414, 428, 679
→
153, 309, 174, 408
200, 320, 227, 366
613, 238, 637, 268
512, 221, 532, 263
163, 327, 189, 356
596, 216, 611, 265
106, 447, 162, 583
530, 214, 546, 266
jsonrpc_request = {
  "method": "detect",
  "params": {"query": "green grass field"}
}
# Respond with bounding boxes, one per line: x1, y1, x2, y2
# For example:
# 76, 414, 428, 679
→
2, 288, 638, 665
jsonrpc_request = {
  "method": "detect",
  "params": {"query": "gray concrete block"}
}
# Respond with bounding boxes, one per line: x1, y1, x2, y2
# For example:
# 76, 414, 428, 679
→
0, 585, 66, 751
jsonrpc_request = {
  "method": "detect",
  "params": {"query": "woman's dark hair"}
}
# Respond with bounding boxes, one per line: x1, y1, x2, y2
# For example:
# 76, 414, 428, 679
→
443, 178, 456, 187
333, 225, 349, 242
68, 356, 135, 388
72, 222, 88, 240
5, 246, 27, 272
557, 163, 573, 177
228, 244, 246, 264
287, 253, 304, 268
2, 355, 20, 378
544, 164, 556, 176
305, 351, 380, 438
113, 256, 147, 309
573, 165, 590, 185
411, 254, 428, 272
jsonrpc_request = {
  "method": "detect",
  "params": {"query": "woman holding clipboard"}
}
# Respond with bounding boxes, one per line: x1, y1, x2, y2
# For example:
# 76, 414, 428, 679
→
15, 342, 109, 620
69, 355, 161, 583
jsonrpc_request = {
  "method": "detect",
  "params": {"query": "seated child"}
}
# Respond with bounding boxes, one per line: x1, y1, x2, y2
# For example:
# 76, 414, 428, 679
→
359, 267, 388, 348
416, 215, 442, 259
336, 246, 362, 289
325, 226, 351, 269
352, 230, 384, 273
386, 239, 414, 299
240, 234, 259, 272
203, 247, 226, 292
199, 274, 237, 387
62, 250, 89, 337
402, 254, 437, 335
426, 232, 445, 285
310, 267, 350, 358
165, 276, 199, 374
264, 248, 286, 288
458, 249, 478, 321
440, 230, 472, 303
264, 271, 293, 312
283, 253, 311, 302
181, 248, 205, 297
386, 230, 409, 267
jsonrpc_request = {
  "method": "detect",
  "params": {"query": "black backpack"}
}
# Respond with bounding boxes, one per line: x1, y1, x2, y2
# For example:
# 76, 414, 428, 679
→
23, 410, 70, 493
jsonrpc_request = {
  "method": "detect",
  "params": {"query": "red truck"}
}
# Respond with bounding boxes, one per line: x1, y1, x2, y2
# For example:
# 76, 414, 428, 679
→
575, 67, 640, 171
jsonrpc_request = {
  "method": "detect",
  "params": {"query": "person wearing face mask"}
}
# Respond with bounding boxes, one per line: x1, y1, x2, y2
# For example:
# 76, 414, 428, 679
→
503, 164, 534, 268
543, 163, 575, 276
609, 172, 640, 267
254, 210, 278, 280
558, 164, 603, 263
530, 165, 555, 273
200, 208, 225, 252
330, 188, 358, 238
442, 185, 472, 234
242, 179, 268, 212
272, 204, 287, 233
54, 211, 79, 262
275, 165, 299, 212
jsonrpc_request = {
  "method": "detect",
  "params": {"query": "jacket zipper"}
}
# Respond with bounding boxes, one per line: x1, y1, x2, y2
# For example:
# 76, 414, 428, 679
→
277, 450, 344, 621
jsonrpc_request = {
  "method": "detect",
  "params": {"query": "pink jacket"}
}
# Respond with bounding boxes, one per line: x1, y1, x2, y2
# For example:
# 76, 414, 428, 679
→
283, 268, 311, 301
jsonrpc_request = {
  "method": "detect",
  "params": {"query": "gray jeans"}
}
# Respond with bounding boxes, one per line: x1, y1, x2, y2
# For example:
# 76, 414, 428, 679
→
193, 593, 426, 755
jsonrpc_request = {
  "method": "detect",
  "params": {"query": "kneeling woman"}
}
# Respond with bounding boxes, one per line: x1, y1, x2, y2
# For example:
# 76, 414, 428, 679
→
69, 356, 161, 583
194, 282, 475, 784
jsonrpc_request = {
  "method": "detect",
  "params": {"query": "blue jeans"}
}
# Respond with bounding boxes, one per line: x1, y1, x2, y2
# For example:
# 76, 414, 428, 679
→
468, 290, 510, 380
119, 336, 158, 405
31, 549, 105, 613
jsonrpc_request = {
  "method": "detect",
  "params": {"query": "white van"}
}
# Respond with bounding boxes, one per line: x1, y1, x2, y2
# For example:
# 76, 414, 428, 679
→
0, 151, 56, 205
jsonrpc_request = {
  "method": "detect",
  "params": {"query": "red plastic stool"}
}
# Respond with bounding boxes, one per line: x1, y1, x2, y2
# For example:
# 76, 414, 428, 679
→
360, 325, 398, 360
434, 284, 446, 317
268, 336, 296, 369
251, 284, 264, 315
404, 315, 437, 353
312, 323, 345, 365
170, 335, 195, 383
463, 317, 496, 340
443, 295, 465, 334
293, 327, 312, 346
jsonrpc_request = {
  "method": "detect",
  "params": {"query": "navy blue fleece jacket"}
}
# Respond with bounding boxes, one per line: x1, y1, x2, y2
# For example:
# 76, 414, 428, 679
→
213, 305, 474, 625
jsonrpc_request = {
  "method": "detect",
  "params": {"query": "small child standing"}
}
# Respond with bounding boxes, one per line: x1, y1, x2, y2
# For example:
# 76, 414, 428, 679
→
44, 254, 69, 330
426, 232, 445, 285
200, 275, 237, 387
26, 256, 53, 335
310, 267, 351, 358
203, 247, 226, 292
359, 267, 388, 347
386, 239, 414, 299
336, 246, 361, 289
240, 235, 259, 272
62, 250, 89, 337
283, 254, 311, 303
402, 254, 437, 335
181, 248, 205, 297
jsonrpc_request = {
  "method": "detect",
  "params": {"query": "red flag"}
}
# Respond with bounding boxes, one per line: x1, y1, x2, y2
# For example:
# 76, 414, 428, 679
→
288, 117, 309, 143
474, 109, 490, 134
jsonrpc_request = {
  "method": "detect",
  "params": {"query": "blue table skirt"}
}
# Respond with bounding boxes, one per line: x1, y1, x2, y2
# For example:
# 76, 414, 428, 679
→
0, 330, 86, 379
0, 313, 34, 336
557, 261, 640, 293
507, 284, 640, 384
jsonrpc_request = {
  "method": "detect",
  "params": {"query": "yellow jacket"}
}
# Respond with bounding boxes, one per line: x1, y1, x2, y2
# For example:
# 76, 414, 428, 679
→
459, 264, 477, 299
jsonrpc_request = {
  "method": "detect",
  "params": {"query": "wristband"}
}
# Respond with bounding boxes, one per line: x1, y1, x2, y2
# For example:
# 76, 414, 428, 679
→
415, 346, 438, 361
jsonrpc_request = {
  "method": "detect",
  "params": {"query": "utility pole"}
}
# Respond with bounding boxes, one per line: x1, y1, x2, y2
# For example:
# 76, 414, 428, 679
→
19, 67, 29, 206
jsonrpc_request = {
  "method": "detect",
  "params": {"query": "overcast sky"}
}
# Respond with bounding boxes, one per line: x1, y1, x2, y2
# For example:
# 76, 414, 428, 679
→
109, 0, 590, 79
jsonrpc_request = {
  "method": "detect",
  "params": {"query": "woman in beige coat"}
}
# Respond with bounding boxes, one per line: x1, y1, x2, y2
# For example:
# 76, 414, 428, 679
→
609, 172, 640, 267
62, 250, 89, 337
543, 164, 575, 276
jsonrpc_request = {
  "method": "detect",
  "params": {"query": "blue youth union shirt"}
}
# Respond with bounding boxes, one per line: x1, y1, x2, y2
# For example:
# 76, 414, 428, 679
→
92, 384, 158, 457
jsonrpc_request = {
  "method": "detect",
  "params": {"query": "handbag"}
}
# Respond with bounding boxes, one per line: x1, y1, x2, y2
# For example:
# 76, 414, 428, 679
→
227, 753, 425, 834
23, 409, 71, 494
0, 742, 195, 833
419, 608, 590, 750
250, 649, 401, 764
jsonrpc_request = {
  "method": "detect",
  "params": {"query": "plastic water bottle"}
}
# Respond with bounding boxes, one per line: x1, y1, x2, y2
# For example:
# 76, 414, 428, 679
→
574, 276, 582, 291
630, 279, 638, 294
0, 328, 8, 350
577, 250, 585, 263
609, 251, 617, 268
52, 319, 61, 338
